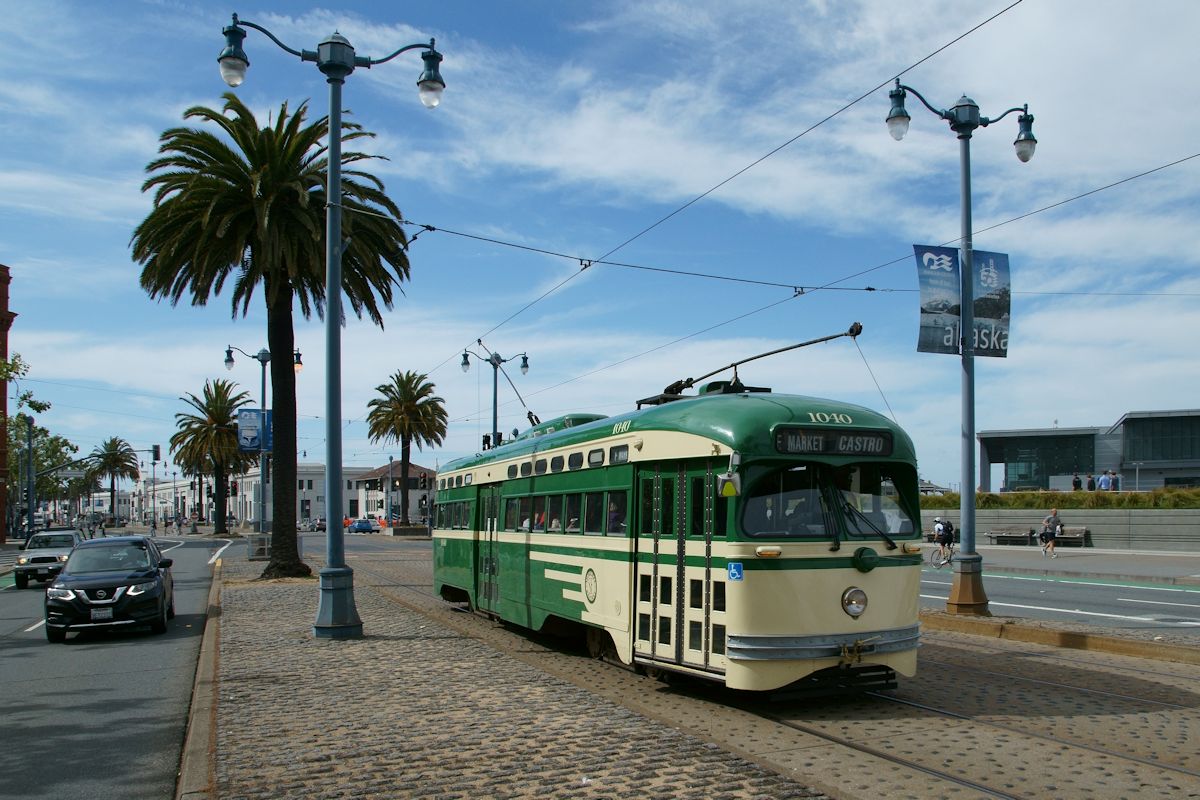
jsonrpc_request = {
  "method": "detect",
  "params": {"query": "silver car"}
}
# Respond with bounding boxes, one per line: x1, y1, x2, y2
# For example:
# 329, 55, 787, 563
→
14, 529, 84, 590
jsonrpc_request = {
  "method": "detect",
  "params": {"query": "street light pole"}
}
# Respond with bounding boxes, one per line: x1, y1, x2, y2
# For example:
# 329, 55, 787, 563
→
887, 80, 1036, 616
225, 345, 273, 535
219, 13, 445, 640
461, 341, 530, 449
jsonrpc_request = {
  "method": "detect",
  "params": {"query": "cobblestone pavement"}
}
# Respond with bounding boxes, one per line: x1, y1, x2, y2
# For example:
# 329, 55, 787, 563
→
215, 556, 829, 800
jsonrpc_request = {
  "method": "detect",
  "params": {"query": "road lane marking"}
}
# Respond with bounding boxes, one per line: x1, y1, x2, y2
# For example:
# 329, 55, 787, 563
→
1117, 597, 1200, 609
24, 620, 45, 632
208, 540, 233, 564
920, 593, 1200, 625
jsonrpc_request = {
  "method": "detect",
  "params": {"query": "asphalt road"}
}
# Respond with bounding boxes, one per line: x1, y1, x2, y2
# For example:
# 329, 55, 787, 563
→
920, 562, 1200, 636
0, 537, 224, 800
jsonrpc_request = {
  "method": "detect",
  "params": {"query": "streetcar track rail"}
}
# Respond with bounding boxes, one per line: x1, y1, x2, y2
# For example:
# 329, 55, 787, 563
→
869, 691, 1200, 780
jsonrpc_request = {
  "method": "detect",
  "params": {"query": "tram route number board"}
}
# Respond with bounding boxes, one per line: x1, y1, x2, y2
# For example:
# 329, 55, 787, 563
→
774, 427, 893, 457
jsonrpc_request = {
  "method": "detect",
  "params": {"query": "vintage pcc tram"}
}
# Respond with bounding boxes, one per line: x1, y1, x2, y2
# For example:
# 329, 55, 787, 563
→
433, 380, 923, 692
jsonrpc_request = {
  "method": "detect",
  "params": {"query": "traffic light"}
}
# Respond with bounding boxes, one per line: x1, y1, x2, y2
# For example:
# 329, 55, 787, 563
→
419, 473, 427, 489
231, 481, 238, 495
206, 484, 213, 498
190, 480, 196, 492
152, 444, 161, 461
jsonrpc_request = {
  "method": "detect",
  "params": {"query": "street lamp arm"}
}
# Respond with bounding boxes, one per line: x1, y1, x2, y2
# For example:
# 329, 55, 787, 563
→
227, 15, 308, 60
895, 82, 947, 119
369, 38, 438, 67
979, 105, 1029, 127
226, 344, 257, 360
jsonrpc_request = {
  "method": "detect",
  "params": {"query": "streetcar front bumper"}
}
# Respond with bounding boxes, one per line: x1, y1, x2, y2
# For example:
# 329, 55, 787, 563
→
726, 623, 920, 661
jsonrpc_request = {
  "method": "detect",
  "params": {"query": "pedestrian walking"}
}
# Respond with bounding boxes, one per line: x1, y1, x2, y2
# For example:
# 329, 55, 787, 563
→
1072, 473, 1082, 491
1110, 472, 1120, 491
1086, 473, 1096, 491
1097, 471, 1111, 491
1040, 507, 1062, 558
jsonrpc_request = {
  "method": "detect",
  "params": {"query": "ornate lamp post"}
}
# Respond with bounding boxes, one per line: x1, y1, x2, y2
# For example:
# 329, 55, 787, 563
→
219, 13, 445, 639
887, 80, 1036, 616
461, 341, 529, 450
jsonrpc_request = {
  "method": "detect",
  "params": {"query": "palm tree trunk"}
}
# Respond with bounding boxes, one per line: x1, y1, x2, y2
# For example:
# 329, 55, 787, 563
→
261, 287, 310, 578
213, 466, 228, 535
400, 437, 412, 525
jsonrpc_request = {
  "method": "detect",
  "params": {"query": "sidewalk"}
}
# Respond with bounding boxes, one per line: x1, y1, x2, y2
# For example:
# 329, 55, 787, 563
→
179, 553, 831, 800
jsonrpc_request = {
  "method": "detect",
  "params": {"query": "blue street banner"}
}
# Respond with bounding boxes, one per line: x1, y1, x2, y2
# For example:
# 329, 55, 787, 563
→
970, 250, 1010, 358
237, 409, 273, 453
914, 245, 960, 355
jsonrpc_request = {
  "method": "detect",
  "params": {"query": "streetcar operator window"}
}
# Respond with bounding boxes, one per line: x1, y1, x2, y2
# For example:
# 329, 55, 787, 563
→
741, 463, 917, 538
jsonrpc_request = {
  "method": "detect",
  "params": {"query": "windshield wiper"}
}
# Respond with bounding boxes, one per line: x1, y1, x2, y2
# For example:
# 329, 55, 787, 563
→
842, 502, 897, 550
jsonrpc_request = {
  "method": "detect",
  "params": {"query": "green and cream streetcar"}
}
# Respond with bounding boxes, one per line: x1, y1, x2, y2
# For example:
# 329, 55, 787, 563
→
434, 372, 923, 692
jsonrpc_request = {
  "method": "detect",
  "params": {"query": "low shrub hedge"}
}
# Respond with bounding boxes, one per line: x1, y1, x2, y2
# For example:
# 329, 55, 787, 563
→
921, 487, 1200, 511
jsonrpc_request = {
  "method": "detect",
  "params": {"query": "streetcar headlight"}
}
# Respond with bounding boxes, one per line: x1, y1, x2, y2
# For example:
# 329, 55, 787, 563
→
841, 587, 868, 618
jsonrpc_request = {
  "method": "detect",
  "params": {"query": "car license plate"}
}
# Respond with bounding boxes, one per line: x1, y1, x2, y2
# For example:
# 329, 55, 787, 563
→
91, 608, 114, 621
38, 568, 49, 576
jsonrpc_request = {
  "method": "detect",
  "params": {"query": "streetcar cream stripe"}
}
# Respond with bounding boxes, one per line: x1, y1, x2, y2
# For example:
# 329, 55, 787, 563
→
563, 590, 585, 603
543, 568, 580, 586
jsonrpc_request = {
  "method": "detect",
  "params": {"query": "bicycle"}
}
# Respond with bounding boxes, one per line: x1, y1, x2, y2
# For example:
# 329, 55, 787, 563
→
928, 540, 956, 568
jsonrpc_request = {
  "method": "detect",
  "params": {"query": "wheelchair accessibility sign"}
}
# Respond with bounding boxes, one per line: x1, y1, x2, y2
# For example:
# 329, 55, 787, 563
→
727, 562, 744, 581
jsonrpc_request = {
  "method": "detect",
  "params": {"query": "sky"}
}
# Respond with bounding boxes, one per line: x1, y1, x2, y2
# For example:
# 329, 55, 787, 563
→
2, 0, 1198, 491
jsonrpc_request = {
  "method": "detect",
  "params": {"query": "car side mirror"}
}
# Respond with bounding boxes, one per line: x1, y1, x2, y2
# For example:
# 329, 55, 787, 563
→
158, 558, 173, 569
18, 542, 26, 550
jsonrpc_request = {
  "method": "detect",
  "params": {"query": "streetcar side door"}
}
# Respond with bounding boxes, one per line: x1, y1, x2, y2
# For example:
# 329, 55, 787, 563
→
632, 460, 725, 676
476, 485, 501, 615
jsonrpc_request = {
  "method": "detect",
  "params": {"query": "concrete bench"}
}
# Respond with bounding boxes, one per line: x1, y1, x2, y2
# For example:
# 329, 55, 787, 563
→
985, 526, 1036, 546
1054, 526, 1090, 546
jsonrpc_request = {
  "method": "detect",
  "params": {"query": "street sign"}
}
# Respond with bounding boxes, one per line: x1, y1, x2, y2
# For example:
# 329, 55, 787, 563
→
57, 469, 87, 479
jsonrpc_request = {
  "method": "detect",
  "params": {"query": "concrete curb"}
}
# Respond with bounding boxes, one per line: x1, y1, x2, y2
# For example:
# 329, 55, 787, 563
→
175, 558, 222, 800
982, 564, 1200, 587
921, 610, 1200, 666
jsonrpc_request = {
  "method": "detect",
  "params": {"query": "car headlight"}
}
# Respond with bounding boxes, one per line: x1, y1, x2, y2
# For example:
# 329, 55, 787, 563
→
57, 554, 69, 562
842, 587, 868, 618
127, 580, 158, 596
16, 556, 28, 565
46, 586, 76, 600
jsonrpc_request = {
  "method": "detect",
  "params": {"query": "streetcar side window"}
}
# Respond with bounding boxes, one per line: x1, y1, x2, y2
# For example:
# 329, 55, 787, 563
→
584, 492, 605, 535
534, 459, 547, 475
520, 462, 532, 477
568, 452, 584, 470
587, 449, 605, 467
564, 494, 582, 532
532, 496, 547, 531
609, 444, 629, 464
550, 456, 564, 473
546, 496, 564, 532
507, 465, 517, 479
503, 498, 520, 531
661, 479, 675, 539
606, 491, 628, 535
518, 497, 532, 531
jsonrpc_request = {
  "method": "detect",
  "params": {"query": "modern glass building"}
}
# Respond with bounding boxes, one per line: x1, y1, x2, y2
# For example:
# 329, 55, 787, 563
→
978, 410, 1200, 491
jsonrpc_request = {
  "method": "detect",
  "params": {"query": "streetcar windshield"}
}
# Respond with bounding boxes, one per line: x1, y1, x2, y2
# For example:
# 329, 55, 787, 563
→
741, 463, 917, 539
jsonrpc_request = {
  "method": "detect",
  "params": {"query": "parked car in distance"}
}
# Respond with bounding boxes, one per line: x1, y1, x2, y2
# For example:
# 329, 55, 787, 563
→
44, 536, 175, 643
302, 517, 327, 532
349, 518, 378, 533
14, 529, 84, 589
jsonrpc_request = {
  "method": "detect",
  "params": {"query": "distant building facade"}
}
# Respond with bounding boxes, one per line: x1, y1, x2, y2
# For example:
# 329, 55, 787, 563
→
979, 409, 1200, 491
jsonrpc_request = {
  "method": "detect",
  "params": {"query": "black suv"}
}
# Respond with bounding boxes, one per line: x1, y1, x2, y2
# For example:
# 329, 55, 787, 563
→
44, 536, 175, 643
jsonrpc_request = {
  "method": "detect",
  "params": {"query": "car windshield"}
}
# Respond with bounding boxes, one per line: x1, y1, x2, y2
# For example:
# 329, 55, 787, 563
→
30, 535, 76, 548
67, 545, 152, 572
741, 463, 917, 539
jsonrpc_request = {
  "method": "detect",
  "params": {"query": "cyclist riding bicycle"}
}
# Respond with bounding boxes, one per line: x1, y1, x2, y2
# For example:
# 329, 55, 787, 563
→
933, 517, 955, 565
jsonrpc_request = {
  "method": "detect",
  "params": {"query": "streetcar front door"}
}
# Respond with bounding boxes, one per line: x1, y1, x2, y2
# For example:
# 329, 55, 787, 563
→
633, 461, 725, 676
476, 486, 501, 615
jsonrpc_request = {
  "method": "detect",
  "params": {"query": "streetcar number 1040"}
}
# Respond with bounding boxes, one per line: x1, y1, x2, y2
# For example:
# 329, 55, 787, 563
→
807, 412, 853, 424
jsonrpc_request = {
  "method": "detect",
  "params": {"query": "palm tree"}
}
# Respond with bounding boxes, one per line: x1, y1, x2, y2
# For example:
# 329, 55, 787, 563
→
366, 371, 448, 525
87, 438, 139, 525
170, 379, 257, 536
131, 92, 411, 578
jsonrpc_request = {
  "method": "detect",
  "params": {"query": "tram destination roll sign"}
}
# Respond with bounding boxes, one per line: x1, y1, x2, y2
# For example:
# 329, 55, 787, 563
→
914, 245, 1010, 357
775, 427, 893, 457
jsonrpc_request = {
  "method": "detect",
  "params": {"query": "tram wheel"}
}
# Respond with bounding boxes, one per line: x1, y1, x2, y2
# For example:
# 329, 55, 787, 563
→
585, 627, 614, 660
